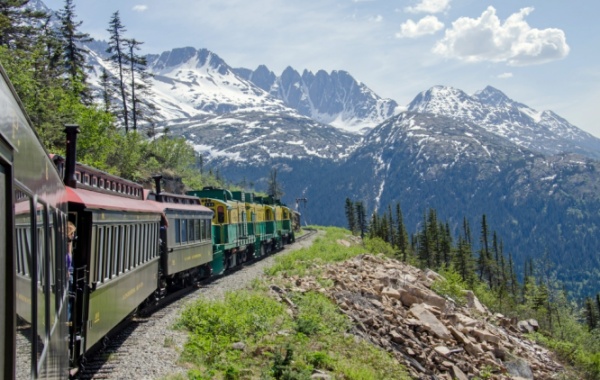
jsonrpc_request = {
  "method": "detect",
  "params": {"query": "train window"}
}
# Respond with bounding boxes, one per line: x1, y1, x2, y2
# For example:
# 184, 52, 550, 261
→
123, 225, 130, 272
36, 203, 48, 368
181, 219, 188, 243
92, 177, 98, 187
112, 226, 120, 277
140, 224, 146, 263
104, 227, 112, 281
133, 224, 140, 267
117, 226, 124, 275
47, 210, 57, 327
14, 192, 33, 380
0, 164, 6, 376
83, 174, 90, 185
217, 206, 225, 223
76, 171, 81, 182
195, 219, 201, 241
151, 223, 158, 259
188, 219, 195, 242
95, 226, 104, 284
175, 219, 181, 244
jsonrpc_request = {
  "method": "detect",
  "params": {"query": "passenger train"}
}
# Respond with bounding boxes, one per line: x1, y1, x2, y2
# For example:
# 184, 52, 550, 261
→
0, 64, 295, 379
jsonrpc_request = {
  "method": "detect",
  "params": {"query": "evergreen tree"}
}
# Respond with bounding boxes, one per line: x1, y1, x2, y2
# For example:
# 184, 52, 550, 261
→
463, 217, 472, 248
454, 235, 475, 285
0, 0, 46, 49
584, 297, 598, 331
478, 214, 491, 284
124, 37, 155, 131
439, 222, 452, 267
106, 11, 129, 131
345, 198, 356, 234
56, 0, 91, 102
508, 252, 519, 299
369, 211, 378, 239
417, 211, 433, 268
99, 67, 112, 112
395, 203, 409, 261
356, 201, 367, 239
387, 205, 395, 247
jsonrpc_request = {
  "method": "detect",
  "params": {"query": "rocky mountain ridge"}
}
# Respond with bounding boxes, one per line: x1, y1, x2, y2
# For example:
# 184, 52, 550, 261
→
408, 85, 600, 159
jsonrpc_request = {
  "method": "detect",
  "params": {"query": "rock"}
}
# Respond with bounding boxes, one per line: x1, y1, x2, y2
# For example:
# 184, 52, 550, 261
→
517, 320, 540, 334
450, 364, 469, 380
409, 304, 452, 341
381, 287, 402, 300
504, 356, 534, 379
232, 342, 246, 350
463, 290, 487, 314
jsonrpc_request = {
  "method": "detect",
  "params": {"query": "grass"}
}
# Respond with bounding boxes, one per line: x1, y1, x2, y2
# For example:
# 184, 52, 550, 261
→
173, 227, 412, 380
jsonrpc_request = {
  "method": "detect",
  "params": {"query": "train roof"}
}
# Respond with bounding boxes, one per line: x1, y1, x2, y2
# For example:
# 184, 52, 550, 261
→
145, 191, 213, 216
66, 187, 162, 214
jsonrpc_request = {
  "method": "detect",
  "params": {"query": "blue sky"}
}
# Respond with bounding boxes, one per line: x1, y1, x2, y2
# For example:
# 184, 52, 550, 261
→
43, 0, 600, 138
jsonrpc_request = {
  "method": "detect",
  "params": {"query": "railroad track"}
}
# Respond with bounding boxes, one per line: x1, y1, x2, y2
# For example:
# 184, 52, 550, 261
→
73, 228, 317, 379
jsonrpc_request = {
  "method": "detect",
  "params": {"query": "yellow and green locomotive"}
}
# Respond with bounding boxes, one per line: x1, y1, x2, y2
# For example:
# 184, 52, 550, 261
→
187, 188, 295, 275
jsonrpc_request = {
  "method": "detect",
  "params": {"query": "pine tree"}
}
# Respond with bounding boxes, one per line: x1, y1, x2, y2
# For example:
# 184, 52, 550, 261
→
356, 201, 367, 239
56, 0, 91, 102
395, 203, 409, 261
508, 252, 519, 299
106, 11, 129, 131
0, 0, 47, 49
584, 297, 598, 330
478, 214, 491, 284
439, 222, 452, 267
387, 205, 395, 247
124, 37, 155, 131
369, 211, 378, 239
99, 67, 112, 112
345, 198, 356, 234
418, 211, 433, 268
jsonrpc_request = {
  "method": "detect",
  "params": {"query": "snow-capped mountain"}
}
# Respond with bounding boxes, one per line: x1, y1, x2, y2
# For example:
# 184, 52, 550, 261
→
408, 85, 600, 159
235, 65, 401, 134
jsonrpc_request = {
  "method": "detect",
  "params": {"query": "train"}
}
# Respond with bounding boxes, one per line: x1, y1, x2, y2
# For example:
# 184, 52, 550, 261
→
0, 64, 296, 379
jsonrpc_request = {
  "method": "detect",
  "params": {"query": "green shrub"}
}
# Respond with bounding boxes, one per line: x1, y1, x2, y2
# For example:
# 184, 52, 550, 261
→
430, 267, 468, 306
292, 291, 351, 336
177, 290, 289, 365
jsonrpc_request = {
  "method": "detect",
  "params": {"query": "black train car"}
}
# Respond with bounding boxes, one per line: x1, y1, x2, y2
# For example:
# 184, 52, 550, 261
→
0, 64, 70, 379
54, 127, 163, 369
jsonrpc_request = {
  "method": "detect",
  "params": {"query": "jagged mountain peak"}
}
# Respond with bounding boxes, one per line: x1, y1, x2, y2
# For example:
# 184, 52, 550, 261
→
148, 47, 230, 75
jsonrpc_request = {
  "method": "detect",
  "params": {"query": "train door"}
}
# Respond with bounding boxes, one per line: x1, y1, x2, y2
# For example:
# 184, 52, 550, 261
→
0, 139, 14, 380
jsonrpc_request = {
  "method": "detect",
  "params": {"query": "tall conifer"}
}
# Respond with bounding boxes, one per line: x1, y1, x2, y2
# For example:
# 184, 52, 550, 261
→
56, 0, 91, 102
106, 11, 129, 131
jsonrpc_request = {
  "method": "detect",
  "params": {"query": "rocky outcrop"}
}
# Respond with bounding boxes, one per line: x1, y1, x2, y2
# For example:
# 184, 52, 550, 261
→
273, 254, 565, 379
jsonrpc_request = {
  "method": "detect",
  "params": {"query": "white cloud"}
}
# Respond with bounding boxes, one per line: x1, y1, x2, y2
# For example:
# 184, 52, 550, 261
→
396, 15, 444, 38
498, 72, 513, 79
432, 6, 570, 66
132, 4, 148, 12
406, 0, 450, 14
369, 14, 383, 23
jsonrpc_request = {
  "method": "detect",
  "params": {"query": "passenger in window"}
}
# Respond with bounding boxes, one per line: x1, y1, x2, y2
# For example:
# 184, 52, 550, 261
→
67, 221, 76, 321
